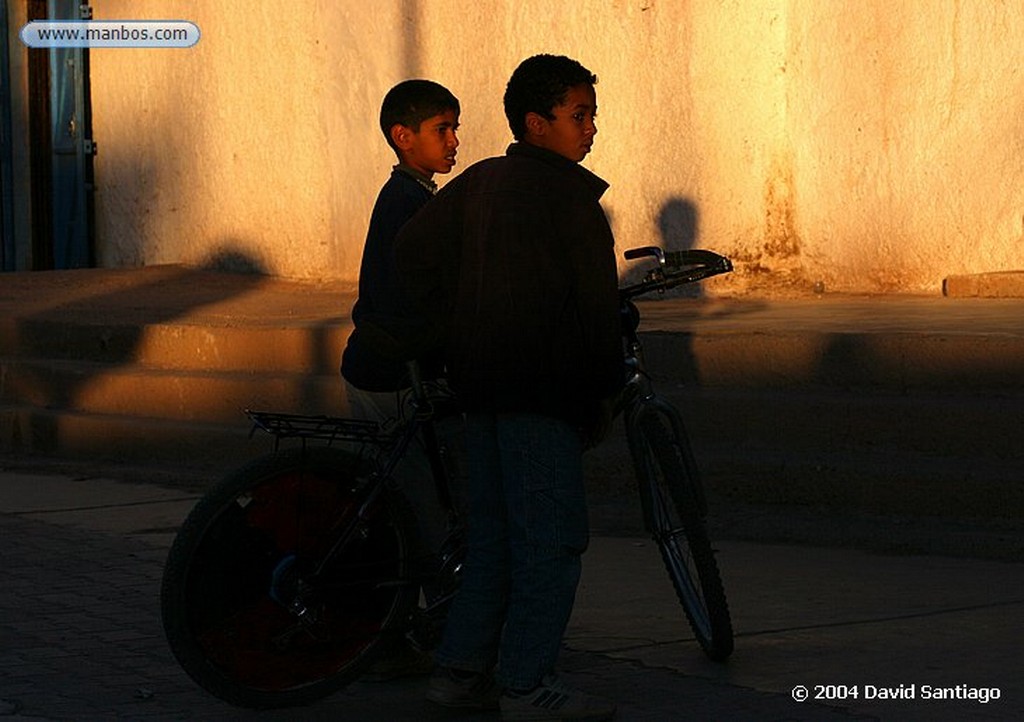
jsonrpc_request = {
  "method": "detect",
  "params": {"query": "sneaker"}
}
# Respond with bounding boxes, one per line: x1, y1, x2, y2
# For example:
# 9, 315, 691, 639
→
500, 674, 616, 721
426, 666, 500, 710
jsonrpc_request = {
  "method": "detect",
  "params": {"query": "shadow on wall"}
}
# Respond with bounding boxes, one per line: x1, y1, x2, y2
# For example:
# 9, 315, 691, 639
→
618, 196, 702, 292
658, 196, 702, 299
401, 0, 423, 77
617, 195, 706, 391
200, 248, 270, 276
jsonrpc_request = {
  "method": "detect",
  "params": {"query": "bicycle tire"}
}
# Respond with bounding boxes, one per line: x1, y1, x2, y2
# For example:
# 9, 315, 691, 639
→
160, 446, 420, 709
631, 411, 734, 661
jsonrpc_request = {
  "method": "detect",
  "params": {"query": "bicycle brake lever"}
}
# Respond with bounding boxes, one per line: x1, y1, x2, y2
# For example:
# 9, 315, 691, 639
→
624, 246, 667, 270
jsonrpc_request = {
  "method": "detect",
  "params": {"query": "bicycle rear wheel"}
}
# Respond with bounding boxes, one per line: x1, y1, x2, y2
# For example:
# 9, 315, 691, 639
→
160, 446, 419, 708
631, 410, 734, 661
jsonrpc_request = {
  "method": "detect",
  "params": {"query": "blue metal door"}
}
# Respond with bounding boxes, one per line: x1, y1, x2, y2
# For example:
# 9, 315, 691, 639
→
48, 0, 95, 268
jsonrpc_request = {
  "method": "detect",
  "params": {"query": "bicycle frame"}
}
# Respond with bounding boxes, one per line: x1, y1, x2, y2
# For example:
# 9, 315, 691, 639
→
247, 363, 462, 606
256, 244, 723, 623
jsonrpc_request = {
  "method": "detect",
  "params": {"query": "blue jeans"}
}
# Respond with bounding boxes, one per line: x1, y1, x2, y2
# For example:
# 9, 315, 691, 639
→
434, 412, 588, 690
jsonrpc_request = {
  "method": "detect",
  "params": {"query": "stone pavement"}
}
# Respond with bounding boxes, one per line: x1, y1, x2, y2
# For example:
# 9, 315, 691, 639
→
1, 467, 1021, 721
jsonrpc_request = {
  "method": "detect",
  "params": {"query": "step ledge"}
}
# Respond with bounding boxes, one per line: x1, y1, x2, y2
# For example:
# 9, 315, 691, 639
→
943, 271, 1024, 298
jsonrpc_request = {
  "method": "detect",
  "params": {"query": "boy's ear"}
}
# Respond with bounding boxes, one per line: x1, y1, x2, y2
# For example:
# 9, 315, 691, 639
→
524, 112, 548, 139
389, 123, 414, 150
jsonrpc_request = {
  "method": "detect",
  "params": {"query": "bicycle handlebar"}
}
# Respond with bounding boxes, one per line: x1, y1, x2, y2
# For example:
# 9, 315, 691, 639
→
619, 246, 732, 299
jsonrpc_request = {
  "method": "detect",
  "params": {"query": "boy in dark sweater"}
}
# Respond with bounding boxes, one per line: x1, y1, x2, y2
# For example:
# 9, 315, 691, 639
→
397, 55, 620, 721
339, 80, 460, 680
341, 79, 460, 397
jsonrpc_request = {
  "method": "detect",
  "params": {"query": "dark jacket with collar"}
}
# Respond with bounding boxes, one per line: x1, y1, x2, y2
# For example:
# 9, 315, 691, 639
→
341, 166, 442, 391
395, 142, 623, 429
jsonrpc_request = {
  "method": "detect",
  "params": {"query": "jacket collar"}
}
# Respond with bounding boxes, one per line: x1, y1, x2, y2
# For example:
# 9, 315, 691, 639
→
393, 164, 438, 195
505, 142, 609, 199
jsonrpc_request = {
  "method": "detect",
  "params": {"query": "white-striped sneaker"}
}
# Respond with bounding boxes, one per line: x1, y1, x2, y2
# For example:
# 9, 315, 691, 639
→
500, 674, 616, 721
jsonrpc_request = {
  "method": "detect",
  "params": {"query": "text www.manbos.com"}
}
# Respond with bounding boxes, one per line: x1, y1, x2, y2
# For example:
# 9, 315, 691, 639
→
21, 20, 200, 48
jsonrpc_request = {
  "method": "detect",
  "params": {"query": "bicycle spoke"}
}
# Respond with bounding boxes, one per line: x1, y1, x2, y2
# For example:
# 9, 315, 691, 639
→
651, 491, 713, 632
631, 411, 733, 661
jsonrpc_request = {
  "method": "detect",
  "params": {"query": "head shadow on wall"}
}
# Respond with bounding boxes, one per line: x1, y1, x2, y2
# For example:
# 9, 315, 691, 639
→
658, 196, 703, 298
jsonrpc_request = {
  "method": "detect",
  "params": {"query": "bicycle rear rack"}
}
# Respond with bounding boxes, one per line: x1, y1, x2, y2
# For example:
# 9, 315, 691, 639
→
245, 410, 388, 446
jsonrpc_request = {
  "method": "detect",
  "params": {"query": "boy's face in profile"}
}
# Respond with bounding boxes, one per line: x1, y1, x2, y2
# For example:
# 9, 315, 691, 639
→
394, 110, 460, 179
527, 84, 598, 163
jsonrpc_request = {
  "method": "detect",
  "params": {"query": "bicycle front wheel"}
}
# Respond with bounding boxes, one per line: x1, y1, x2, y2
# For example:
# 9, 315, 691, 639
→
160, 446, 419, 709
631, 410, 734, 661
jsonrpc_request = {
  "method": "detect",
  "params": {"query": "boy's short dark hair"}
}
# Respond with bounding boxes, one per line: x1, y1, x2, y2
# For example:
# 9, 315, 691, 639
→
503, 55, 598, 141
380, 79, 460, 152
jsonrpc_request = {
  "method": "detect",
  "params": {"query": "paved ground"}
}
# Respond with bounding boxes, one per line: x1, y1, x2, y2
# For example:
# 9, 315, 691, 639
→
2, 264, 1022, 719
1, 466, 1020, 721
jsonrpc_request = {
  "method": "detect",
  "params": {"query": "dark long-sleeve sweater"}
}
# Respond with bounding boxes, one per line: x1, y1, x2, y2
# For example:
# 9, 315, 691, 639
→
341, 166, 442, 391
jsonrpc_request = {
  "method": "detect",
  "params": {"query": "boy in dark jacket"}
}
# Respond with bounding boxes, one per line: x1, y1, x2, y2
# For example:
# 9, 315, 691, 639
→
397, 55, 621, 721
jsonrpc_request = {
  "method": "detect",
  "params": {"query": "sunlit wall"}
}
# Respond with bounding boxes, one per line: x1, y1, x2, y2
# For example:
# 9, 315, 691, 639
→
88, 0, 1024, 294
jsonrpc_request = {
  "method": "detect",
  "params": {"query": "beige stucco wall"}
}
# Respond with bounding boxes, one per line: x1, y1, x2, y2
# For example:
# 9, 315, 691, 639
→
88, 0, 1024, 294
787, 1, 1024, 293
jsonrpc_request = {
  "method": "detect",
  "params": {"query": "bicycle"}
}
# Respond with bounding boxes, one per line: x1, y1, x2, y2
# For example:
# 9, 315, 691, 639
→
617, 245, 734, 663
160, 246, 734, 709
